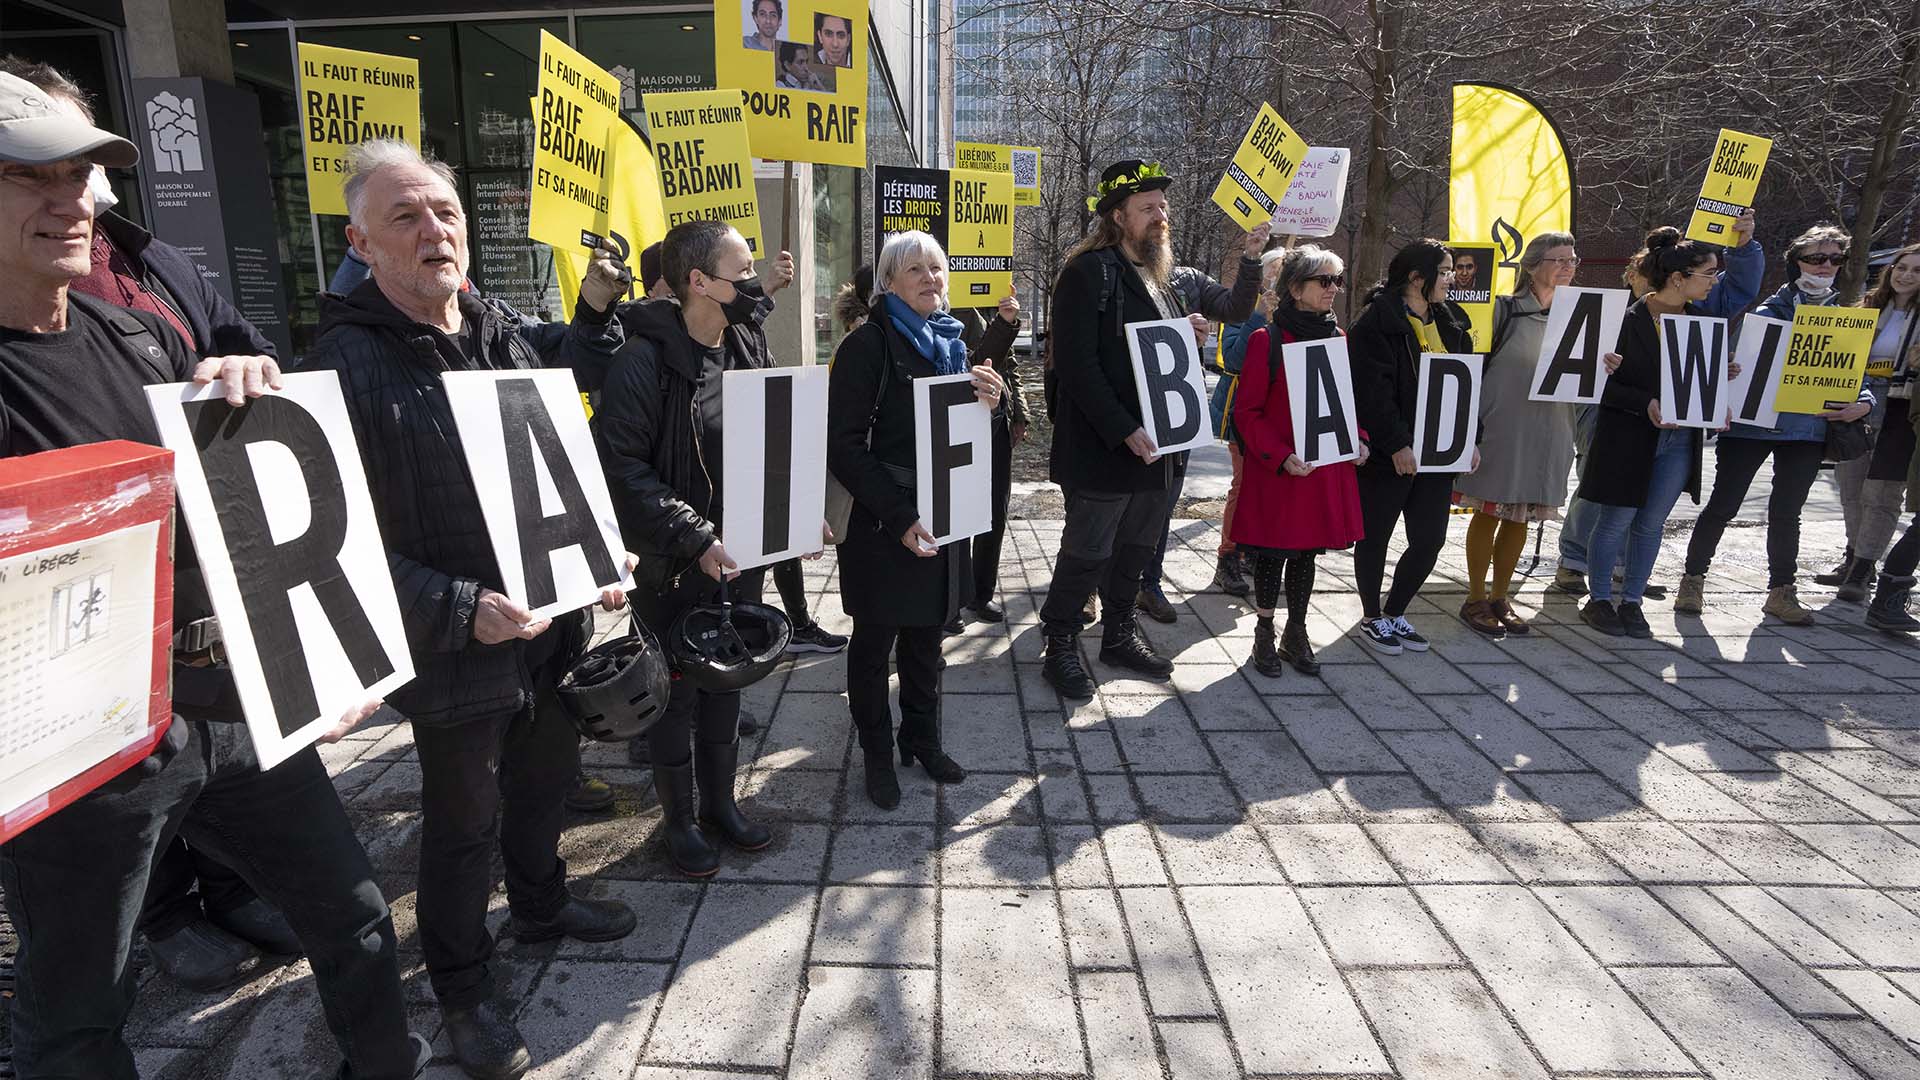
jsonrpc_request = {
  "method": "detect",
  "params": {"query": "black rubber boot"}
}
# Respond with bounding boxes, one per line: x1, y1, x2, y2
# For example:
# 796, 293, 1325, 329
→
695, 740, 771, 850
651, 760, 719, 877
1042, 633, 1095, 698
1866, 574, 1920, 633
441, 999, 531, 1080
1837, 557, 1877, 603
1814, 547, 1855, 587
1249, 617, 1284, 677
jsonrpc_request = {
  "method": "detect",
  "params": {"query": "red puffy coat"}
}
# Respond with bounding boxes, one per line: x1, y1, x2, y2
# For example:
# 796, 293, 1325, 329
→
1228, 326, 1366, 552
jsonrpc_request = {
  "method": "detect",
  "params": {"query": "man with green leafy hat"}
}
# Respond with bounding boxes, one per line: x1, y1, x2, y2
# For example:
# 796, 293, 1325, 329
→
1036, 159, 1269, 698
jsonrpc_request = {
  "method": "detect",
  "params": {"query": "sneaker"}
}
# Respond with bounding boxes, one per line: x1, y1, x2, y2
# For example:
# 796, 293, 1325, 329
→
1580, 598, 1626, 636
1359, 617, 1402, 655
1616, 601, 1654, 639
1673, 573, 1705, 615
1388, 616, 1429, 652
1552, 566, 1589, 597
786, 621, 849, 654
1763, 584, 1815, 626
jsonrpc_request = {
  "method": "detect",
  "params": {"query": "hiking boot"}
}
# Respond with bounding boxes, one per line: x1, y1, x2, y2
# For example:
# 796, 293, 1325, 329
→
1099, 626, 1175, 678
1042, 634, 1095, 699
1673, 573, 1706, 614
1552, 566, 1588, 597
564, 772, 616, 813
441, 1000, 531, 1080
1814, 547, 1855, 587
1489, 598, 1531, 635
1866, 575, 1920, 633
1459, 598, 1506, 638
1837, 558, 1876, 603
509, 894, 636, 944
1580, 598, 1626, 636
1763, 584, 1815, 626
1212, 554, 1252, 597
1136, 585, 1177, 624
1278, 620, 1321, 675
1249, 618, 1285, 678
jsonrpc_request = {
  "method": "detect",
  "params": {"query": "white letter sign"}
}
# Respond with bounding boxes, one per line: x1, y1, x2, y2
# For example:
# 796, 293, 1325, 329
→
913, 373, 992, 548
1283, 335, 1361, 466
1413, 353, 1483, 472
1529, 286, 1630, 403
1724, 313, 1789, 428
1125, 318, 1213, 456
1659, 314, 1730, 429
146, 373, 414, 769
722, 366, 829, 572
442, 369, 632, 621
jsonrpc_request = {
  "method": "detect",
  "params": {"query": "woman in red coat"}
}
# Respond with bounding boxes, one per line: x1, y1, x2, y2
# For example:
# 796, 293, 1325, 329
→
1231, 244, 1369, 677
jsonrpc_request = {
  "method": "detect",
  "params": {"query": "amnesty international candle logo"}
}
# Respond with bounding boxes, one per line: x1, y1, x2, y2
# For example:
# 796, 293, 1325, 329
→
1775, 306, 1880, 415
529, 30, 620, 252
296, 43, 419, 217
643, 90, 764, 256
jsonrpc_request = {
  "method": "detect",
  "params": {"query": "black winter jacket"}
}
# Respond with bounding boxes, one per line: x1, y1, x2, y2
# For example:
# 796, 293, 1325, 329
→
1047, 249, 1260, 493
1347, 292, 1473, 468
1577, 299, 1705, 508
954, 306, 1028, 423
297, 281, 587, 727
98, 211, 279, 360
597, 299, 772, 595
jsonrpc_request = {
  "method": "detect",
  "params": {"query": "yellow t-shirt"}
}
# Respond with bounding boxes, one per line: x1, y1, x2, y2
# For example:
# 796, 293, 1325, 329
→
1406, 312, 1445, 353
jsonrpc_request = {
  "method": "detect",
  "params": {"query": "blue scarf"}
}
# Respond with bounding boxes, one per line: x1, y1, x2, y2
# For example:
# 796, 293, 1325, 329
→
883, 293, 970, 376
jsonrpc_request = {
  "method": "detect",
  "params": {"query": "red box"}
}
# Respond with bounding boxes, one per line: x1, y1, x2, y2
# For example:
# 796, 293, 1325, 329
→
0, 441, 175, 843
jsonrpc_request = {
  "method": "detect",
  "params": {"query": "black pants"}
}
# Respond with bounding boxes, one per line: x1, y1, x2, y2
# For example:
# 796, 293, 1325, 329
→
0, 718, 411, 1080
771, 557, 812, 629
1684, 437, 1824, 588
1886, 515, 1920, 578
638, 567, 767, 765
968, 414, 1014, 607
139, 834, 257, 940
1037, 486, 1166, 638
412, 677, 578, 1010
847, 622, 944, 753
1353, 469, 1454, 618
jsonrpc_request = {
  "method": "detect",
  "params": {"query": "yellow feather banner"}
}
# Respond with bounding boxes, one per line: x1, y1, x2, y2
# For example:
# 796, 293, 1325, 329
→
554, 114, 669, 317
1449, 83, 1574, 350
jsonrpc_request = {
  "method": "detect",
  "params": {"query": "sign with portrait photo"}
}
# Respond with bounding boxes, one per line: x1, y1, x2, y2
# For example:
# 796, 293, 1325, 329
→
1445, 242, 1497, 353
714, 0, 868, 166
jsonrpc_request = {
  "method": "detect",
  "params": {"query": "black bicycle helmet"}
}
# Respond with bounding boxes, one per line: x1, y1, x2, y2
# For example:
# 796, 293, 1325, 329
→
557, 622, 673, 742
666, 582, 792, 693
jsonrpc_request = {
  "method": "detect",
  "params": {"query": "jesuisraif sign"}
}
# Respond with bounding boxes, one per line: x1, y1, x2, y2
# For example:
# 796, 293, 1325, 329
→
1685, 128, 1771, 245
1775, 306, 1880, 415
644, 89, 764, 256
873, 165, 1013, 302
296, 43, 420, 218
1210, 102, 1308, 232
529, 30, 621, 252
714, 0, 867, 167
1446, 242, 1498, 353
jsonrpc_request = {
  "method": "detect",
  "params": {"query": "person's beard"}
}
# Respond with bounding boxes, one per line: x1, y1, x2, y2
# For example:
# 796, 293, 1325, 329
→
1130, 220, 1172, 289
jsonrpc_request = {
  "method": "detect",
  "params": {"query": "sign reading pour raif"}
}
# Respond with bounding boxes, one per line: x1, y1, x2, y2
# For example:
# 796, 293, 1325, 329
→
643, 89, 764, 256
296, 43, 420, 217
713, 0, 868, 167
1211, 103, 1309, 231
1685, 128, 1771, 244
530, 30, 621, 252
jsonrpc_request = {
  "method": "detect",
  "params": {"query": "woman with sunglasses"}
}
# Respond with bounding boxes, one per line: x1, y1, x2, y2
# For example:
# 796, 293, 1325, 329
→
1675, 224, 1872, 626
1228, 245, 1366, 676
1453, 231, 1578, 637
1348, 238, 1474, 654
1578, 229, 1728, 637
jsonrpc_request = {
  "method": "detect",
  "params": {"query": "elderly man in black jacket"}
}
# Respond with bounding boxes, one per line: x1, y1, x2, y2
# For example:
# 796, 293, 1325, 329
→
299, 139, 634, 1080
1037, 160, 1268, 699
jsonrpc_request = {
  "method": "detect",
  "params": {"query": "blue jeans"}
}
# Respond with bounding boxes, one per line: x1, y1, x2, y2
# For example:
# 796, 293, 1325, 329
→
1585, 428, 1692, 604
1143, 450, 1190, 590
1558, 404, 1600, 571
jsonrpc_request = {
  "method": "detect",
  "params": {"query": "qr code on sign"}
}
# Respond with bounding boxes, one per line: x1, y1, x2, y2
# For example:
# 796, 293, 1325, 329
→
1010, 149, 1038, 190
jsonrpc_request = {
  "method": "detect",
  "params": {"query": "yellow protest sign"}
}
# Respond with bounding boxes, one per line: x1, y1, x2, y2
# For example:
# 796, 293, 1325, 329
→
296, 43, 419, 217
1210, 103, 1308, 231
555, 117, 668, 318
948, 168, 1013, 303
1445, 242, 1498, 353
956, 142, 1041, 209
530, 30, 620, 252
643, 90, 763, 256
713, 0, 867, 167
1449, 83, 1572, 299
1685, 128, 1772, 244
1775, 305, 1880, 414
1010, 146, 1041, 206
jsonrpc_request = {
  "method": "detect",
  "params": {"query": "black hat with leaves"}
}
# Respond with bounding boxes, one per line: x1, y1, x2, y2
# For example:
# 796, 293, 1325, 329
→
1089, 159, 1172, 215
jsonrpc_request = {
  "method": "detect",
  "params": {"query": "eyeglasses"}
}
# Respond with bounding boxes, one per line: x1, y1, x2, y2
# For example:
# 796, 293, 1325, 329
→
1437, 268, 1456, 278
1541, 256, 1581, 267
1685, 269, 1726, 279
1798, 253, 1846, 266
1303, 274, 1345, 288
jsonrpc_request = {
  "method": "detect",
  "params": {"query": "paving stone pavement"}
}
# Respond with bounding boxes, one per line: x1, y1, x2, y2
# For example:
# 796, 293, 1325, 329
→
49, 508, 1920, 1078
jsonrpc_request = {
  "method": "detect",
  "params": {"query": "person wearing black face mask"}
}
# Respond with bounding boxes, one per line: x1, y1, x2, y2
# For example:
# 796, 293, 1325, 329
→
598, 220, 779, 877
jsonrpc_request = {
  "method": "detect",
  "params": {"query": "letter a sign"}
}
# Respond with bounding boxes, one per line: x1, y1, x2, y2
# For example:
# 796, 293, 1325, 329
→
442, 369, 632, 620
1125, 318, 1212, 456
147, 373, 414, 768
1282, 335, 1361, 466
1529, 287, 1629, 404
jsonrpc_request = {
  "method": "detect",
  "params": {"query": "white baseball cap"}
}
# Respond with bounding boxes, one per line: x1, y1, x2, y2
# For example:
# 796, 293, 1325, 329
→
0, 71, 138, 168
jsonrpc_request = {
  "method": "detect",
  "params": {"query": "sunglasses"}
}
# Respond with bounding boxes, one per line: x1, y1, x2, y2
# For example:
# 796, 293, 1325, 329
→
1798, 253, 1846, 266
1303, 274, 1345, 288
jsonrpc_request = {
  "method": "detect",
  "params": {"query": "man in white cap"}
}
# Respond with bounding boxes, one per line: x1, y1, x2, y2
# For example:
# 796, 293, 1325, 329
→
0, 70, 430, 1079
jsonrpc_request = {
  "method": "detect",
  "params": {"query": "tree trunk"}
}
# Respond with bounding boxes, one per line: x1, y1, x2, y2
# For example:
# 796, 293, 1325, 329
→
1351, 0, 1401, 317
1840, 28, 1920, 303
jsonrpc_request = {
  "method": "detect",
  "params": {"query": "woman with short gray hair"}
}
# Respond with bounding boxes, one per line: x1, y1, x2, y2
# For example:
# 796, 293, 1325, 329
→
827, 231, 1004, 808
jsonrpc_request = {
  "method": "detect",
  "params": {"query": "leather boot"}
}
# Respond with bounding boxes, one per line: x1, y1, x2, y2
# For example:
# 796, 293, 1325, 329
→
1099, 615, 1174, 678
1866, 574, 1920, 633
1814, 547, 1855, 587
863, 748, 901, 809
1042, 633, 1095, 698
1837, 557, 1876, 603
146, 919, 258, 992
1279, 619, 1321, 675
441, 999, 531, 1080
1249, 617, 1284, 677
1212, 553, 1252, 597
651, 760, 719, 877
695, 740, 771, 850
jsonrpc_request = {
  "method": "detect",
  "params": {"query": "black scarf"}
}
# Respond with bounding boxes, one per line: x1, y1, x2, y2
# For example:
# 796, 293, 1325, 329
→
1270, 304, 1340, 342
